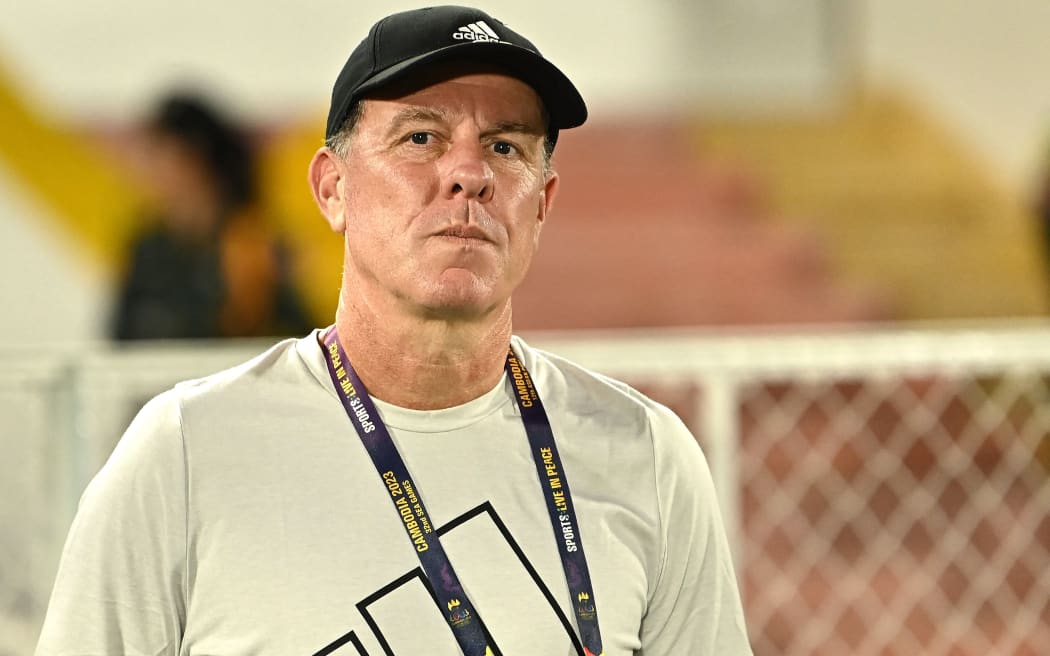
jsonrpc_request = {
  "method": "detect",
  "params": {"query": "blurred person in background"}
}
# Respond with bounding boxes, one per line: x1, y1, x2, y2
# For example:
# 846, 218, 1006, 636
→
111, 92, 312, 340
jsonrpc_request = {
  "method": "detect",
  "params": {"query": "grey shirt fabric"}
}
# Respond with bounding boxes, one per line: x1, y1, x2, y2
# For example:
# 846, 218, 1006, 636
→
37, 331, 752, 655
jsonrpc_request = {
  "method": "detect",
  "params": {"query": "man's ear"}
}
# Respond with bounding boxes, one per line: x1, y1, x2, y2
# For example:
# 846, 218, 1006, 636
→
538, 169, 560, 226
308, 147, 347, 233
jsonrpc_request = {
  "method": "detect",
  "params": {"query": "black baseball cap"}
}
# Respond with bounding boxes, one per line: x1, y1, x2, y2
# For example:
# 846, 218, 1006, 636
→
325, 5, 587, 148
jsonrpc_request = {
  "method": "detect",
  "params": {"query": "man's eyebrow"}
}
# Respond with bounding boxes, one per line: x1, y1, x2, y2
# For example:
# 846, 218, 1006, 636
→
384, 107, 449, 137
485, 121, 545, 137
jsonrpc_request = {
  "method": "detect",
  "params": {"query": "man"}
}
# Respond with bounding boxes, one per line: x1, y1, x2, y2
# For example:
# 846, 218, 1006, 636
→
37, 6, 752, 655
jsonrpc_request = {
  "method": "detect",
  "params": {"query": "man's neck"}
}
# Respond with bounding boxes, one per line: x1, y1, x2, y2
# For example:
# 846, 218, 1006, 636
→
331, 297, 512, 411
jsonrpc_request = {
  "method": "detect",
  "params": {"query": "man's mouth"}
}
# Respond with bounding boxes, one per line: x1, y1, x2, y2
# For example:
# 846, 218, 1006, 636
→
434, 225, 491, 242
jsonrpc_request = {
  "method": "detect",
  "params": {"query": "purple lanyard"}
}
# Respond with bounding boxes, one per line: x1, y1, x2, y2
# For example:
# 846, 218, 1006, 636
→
322, 328, 604, 656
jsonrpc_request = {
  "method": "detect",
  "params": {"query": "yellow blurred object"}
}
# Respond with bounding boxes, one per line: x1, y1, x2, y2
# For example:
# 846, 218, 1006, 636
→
0, 56, 142, 276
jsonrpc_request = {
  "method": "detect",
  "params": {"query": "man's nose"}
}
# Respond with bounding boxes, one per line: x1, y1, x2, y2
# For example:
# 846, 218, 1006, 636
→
442, 142, 494, 202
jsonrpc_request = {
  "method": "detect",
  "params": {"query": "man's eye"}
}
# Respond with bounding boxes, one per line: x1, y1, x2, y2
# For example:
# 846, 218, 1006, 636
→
492, 141, 516, 155
410, 132, 430, 145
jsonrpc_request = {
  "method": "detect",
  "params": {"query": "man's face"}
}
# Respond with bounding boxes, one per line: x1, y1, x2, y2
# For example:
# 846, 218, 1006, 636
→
331, 65, 558, 322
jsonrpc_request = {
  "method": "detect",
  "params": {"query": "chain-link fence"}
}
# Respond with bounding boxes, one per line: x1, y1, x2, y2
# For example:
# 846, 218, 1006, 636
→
740, 373, 1050, 654
4, 326, 1050, 654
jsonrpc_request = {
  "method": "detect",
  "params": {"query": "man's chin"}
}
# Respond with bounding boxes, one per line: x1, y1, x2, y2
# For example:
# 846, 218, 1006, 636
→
406, 270, 514, 321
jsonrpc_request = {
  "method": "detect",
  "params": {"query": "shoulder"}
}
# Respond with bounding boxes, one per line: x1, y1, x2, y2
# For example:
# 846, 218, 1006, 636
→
105, 332, 328, 476
511, 335, 694, 447
173, 332, 322, 408
109, 332, 326, 448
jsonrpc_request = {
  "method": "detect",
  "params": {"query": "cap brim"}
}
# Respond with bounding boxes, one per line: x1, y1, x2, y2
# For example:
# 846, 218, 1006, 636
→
353, 41, 587, 130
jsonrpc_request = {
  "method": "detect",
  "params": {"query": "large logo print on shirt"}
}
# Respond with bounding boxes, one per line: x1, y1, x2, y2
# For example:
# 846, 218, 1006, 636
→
311, 501, 588, 656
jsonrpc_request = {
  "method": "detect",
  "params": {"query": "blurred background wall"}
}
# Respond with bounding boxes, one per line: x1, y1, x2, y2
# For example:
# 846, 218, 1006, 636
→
2, 0, 1050, 338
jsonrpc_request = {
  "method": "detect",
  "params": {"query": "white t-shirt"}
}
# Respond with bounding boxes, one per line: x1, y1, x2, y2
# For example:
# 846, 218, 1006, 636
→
36, 331, 752, 655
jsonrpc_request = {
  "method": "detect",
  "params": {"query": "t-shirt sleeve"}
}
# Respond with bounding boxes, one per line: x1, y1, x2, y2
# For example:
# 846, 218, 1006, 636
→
638, 405, 753, 655
35, 390, 187, 656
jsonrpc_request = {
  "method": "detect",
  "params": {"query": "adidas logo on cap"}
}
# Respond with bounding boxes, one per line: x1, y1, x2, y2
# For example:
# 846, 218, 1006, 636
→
453, 20, 502, 42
